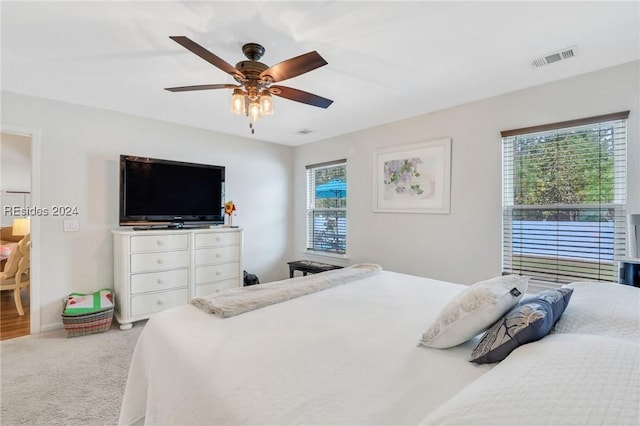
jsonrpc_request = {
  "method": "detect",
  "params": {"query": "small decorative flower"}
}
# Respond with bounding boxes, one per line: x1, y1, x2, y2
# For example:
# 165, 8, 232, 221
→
224, 201, 236, 216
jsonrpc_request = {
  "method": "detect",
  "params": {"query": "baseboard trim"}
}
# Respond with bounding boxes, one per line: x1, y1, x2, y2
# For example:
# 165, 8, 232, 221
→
39, 322, 64, 333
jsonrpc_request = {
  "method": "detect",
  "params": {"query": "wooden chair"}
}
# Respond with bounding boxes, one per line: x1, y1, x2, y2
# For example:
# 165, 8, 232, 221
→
0, 234, 30, 315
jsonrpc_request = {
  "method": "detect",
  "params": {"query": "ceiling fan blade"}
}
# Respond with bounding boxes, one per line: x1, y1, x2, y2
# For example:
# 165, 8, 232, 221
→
270, 85, 333, 109
260, 51, 327, 83
169, 36, 244, 79
165, 84, 237, 92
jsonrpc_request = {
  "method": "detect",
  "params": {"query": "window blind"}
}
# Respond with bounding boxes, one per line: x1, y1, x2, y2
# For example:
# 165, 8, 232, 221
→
502, 112, 628, 284
306, 160, 347, 255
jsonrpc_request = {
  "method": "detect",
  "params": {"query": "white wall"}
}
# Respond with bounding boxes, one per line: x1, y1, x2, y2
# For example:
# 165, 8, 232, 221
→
1, 132, 31, 191
293, 61, 640, 285
1, 132, 32, 227
1, 92, 294, 330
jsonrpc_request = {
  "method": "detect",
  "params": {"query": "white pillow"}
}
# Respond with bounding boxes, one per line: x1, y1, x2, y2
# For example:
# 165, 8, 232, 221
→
420, 275, 529, 349
552, 281, 640, 341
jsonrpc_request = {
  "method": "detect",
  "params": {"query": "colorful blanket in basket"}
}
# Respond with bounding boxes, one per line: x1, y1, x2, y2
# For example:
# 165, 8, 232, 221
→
64, 289, 114, 315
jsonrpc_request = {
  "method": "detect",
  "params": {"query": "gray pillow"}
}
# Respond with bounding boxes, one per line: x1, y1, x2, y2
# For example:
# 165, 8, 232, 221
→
470, 288, 573, 364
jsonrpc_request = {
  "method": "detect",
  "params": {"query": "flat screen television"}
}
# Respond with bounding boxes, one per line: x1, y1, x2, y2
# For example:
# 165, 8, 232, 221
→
119, 155, 225, 227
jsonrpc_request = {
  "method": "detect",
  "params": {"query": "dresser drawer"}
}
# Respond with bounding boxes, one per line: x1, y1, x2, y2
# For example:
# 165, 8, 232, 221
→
130, 268, 189, 294
113, 228, 243, 330
130, 288, 188, 317
130, 234, 188, 252
195, 246, 240, 266
130, 250, 189, 273
195, 279, 239, 297
195, 262, 240, 284
195, 232, 240, 248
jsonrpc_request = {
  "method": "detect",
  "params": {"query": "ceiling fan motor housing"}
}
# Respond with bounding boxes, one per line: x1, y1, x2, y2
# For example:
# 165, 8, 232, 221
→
234, 60, 270, 96
242, 43, 265, 61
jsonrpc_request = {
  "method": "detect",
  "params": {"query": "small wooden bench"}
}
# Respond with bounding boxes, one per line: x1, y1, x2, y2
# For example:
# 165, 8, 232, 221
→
287, 260, 343, 278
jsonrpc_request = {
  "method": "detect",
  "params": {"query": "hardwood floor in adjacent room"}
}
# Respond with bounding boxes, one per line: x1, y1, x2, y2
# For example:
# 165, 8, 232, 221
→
0, 288, 30, 340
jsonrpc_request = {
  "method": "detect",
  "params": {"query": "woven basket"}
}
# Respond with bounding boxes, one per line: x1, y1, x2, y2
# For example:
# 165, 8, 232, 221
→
62, 307, 114, 338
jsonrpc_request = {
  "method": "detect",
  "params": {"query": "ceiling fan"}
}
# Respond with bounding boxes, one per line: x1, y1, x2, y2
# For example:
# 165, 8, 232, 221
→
165, 36, 333, 125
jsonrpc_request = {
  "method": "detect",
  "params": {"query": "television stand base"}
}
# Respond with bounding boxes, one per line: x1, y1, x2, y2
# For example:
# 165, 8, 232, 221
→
132, 225, 173, 231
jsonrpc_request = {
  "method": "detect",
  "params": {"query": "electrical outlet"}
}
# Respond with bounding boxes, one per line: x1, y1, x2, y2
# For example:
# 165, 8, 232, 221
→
63, 220, 79, 232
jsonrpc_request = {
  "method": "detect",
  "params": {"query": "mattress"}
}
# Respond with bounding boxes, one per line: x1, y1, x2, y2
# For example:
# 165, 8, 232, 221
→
118, 270, 640, 426
118, 271, 493, 425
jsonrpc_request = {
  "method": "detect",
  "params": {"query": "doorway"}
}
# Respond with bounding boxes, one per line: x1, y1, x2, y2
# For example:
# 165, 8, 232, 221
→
0, 128, 40, 339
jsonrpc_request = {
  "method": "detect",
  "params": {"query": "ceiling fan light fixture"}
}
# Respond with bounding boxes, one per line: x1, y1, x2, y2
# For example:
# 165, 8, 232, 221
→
167, 37, 333, 130
259, 89, 273, 115
231, 89, 245, 115
248, 99, 262, 122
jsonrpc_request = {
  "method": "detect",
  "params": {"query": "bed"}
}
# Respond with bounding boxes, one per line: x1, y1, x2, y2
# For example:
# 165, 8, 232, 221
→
118, 265, 640, 426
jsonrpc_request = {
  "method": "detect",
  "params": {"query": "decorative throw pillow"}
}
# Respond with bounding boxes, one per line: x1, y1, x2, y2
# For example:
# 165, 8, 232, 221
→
470, 287, 573, 363
420, 275, 529, 349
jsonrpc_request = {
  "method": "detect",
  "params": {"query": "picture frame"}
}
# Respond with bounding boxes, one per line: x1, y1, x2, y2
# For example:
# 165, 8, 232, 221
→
373, 138, 451, 214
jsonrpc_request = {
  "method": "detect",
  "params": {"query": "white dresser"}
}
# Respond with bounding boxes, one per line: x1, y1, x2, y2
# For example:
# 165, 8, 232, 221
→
113, 227, 243, 330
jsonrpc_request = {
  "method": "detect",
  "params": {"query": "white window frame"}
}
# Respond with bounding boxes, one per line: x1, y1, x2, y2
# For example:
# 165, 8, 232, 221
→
501, 111, 628, 285
305, 159, 347, 257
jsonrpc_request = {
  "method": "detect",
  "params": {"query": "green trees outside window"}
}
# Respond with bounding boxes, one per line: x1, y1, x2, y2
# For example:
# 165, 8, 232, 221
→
502, 113, 628, 284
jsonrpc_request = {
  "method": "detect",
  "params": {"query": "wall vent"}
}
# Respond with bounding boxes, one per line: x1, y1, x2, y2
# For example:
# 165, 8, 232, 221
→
532, 45, 577, 68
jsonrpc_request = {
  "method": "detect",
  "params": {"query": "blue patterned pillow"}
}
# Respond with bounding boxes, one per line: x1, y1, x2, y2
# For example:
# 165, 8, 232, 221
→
470, 288, 573, 363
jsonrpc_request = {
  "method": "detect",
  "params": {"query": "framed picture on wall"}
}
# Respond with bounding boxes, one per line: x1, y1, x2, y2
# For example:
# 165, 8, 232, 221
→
373, 138, 451, 214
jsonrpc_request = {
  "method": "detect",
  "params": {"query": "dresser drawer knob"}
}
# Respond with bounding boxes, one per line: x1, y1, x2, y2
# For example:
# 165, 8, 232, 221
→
156, 300, 164, 306
156, 258, 164, 264
216, 271, 222, 276
216, 237, 221, 242
215, 253, 221, 258
157, 278, 164, 284
156, 240, 164, 246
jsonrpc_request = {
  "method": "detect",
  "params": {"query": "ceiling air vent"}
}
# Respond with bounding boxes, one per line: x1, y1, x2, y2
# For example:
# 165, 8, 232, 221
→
532, 45, 577, 68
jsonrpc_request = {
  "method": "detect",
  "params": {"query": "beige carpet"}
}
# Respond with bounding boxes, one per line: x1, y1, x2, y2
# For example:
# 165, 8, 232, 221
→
1, 322, 144, 426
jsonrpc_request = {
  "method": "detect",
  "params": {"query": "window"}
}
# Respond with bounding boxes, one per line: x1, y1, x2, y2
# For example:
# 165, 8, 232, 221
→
306, 159, 347, 255
502, 111, 628, 284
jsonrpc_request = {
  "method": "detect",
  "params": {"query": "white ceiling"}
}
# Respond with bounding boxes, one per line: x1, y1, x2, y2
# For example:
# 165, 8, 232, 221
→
2, 1, 639, 146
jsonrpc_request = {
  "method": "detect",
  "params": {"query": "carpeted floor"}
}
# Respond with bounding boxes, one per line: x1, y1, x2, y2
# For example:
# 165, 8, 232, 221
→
1, 322, 144, 426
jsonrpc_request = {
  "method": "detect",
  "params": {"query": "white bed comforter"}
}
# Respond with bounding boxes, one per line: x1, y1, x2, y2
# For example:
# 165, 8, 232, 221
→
420, 333, 640, 425
420, 281, 640, 426
118, 271, 493, 426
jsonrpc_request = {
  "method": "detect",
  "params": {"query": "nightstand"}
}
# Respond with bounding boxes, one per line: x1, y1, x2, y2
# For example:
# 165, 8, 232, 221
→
619, 257, 640, 287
